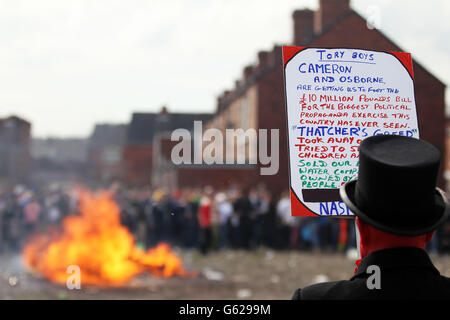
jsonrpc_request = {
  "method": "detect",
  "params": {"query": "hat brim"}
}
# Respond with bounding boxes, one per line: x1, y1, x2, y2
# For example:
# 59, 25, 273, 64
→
339, 180, 450, 236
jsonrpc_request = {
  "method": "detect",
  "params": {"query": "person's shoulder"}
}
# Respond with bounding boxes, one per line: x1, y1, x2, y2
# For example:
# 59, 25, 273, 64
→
435, 274, 450, 295
292, 279, 364, 300
292, 273, 450, 300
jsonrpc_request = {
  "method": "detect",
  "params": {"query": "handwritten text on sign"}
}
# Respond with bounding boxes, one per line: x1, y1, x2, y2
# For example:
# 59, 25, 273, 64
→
284, 48, 419, 216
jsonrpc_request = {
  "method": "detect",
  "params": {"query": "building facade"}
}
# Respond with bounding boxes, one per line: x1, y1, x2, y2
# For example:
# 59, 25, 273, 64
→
87, 124, 128, 183
0, 115, 31, 184
123, 107, 212, 186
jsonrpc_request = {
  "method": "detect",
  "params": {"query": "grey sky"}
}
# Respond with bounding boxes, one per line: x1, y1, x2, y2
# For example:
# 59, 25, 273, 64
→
0, 0, 449, 138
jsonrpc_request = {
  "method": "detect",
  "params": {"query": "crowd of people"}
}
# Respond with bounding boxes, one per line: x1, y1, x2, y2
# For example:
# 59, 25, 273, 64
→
0, 185, 77, 252
114, 185, 360, 255
0, 184, 445, 255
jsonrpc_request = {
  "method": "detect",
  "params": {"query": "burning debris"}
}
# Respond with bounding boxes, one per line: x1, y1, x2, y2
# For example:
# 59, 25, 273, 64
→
23, 189, 191, 287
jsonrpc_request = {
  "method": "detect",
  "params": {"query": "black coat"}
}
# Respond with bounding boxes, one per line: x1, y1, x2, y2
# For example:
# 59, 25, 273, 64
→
292, 247, 450, 300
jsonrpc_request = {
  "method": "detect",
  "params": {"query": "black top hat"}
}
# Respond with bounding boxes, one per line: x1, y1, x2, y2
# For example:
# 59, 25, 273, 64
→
340, 135, 449, 236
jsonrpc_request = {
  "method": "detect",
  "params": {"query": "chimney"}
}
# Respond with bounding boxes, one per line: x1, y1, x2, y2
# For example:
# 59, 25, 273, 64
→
258, 51, 269, 68
243, 65, 254, 80
217, 96, 223, 113
269, 45, 282, 66
224, 90, 231, 102
292, 9, 314, 45
314, 0, 351, 34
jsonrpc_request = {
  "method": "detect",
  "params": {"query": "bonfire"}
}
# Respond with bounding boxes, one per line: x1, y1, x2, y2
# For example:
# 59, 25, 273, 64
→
23, 190, 189, 287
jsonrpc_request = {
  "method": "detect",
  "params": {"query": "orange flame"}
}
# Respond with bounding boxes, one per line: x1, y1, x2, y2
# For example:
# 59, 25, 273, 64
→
23, 190, 190, 287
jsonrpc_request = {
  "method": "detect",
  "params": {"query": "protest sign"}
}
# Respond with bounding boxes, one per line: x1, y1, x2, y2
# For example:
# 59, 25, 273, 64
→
283, 47, 419, 217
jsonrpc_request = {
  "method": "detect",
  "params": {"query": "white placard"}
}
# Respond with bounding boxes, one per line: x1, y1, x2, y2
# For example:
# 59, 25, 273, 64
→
283, 47, 419, 216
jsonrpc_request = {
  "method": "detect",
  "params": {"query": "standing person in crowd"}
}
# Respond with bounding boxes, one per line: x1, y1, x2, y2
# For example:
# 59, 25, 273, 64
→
250, 187, 271, 248
45, 191, 62, 226
277, 191, 300, 249
233, 188, 253, 249
336, 219, 349, 252
276, 191, 298, 249
183, 189, 200, 249
57, 190, 70, 220
228, 188, 241, 249
317, 217, 339, 252
168, 189, 185, 247
23, 194, 42, 236
143, 191, 154, 249
116, 189, 137, 240
198, 188, 213, 254
130, 189, 148, 248
151, 189, 165, 245
2, 193, 19, 252
346, 218, 357, 251
215, 192, 233, 250
262, 193, 279, 249
300, 217, 320, 251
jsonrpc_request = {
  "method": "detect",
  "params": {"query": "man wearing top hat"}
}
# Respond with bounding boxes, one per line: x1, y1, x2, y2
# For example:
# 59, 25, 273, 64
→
292, 135, 450, 299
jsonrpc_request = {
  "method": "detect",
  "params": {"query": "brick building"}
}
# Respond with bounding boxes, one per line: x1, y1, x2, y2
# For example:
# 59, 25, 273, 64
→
190, 0, 446, 195
87, 124, 128, 183
0, 115, 32, 184
123, 107, 211, 186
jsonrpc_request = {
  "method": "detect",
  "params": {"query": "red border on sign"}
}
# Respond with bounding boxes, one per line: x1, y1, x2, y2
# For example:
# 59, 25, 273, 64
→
387, 51, 414, 79
290, 189, 318, 217
282, 46, 307, 67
